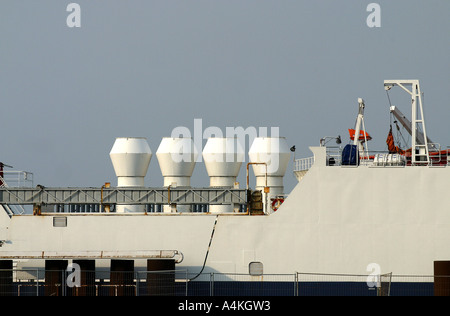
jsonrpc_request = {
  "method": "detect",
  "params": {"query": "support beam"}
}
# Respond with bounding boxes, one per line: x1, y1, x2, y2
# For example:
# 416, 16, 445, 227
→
0, 187, 247, 206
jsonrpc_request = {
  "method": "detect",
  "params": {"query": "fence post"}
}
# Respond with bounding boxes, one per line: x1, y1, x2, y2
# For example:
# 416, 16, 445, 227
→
185, 270, 188, 297
135, 272, 139, 297
36, 269, 40, 296
62, 270, 66, 297
210, 273, 214, 296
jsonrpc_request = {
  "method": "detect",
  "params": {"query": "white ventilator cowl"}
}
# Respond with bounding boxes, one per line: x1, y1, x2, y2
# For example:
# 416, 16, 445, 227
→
110, 137, 152, 213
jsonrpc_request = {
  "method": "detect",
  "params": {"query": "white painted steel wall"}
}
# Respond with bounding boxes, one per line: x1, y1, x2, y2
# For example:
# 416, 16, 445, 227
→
2, 146, 450, 277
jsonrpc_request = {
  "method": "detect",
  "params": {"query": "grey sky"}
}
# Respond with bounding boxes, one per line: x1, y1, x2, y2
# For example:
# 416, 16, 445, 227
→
1, 1, 449, 193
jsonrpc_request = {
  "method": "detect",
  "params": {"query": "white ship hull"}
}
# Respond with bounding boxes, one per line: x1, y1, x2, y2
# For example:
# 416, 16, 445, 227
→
1, 80, 449, 297
2, 146, 449, 279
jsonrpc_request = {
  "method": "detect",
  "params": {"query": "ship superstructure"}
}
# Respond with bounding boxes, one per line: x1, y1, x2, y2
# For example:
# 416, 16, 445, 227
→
1, 80, 450, 296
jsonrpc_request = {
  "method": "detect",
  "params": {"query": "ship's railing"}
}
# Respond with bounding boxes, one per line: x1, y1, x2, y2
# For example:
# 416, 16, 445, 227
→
0, 171, 34, 188
428, 143, 444, 167
448, 146, 450, 166
293, 146, 342, 172
294, 145, 450, 170
325, 146, 343, 166
0, 187, 249, 216
294, 156, 314, 171
0, 268, 445, 296
0, 171, 33, 215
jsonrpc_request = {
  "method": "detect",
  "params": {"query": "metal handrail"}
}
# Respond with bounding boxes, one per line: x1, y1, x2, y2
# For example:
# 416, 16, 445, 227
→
0, 171, 33, 188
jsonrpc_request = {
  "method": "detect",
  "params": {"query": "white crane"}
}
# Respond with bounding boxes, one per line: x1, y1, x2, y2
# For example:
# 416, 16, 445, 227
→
352, 98, 370, 160
384, 80, 429, 165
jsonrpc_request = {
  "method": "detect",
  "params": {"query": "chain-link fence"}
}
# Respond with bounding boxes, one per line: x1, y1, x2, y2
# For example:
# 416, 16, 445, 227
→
0, 268, 448, 296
